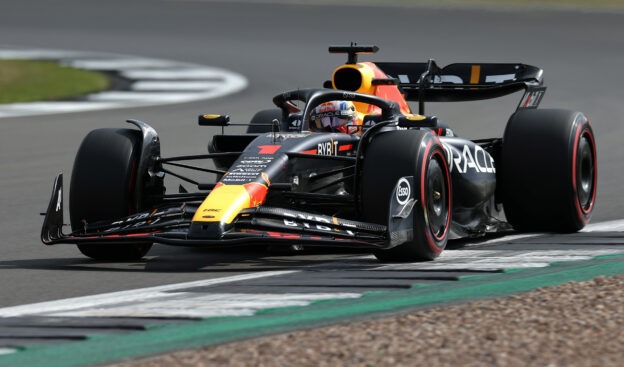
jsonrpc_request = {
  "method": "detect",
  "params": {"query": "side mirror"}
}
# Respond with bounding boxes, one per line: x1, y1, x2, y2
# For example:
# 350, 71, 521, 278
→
198, 114, 230, 126
287, 113, 302, 131
362, 114, 382, 127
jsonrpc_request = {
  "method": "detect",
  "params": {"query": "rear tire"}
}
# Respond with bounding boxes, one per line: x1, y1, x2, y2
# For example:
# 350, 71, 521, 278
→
70, 128, 153, 260
502, 109, 597, 232
361, 130, 452, 262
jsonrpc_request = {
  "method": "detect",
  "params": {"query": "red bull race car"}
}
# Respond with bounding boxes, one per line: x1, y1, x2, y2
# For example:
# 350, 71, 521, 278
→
41, 44, 597, 262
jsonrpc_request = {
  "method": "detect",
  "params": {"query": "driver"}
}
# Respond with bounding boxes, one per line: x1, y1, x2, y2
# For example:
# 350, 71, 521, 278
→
310, 101, 361, 134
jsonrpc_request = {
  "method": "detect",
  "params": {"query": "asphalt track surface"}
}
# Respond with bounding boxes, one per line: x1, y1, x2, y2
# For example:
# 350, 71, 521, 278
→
1, 0, 623, 315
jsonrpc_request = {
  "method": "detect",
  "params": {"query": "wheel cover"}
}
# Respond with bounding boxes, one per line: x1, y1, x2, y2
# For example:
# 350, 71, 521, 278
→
426, 156, 449, 239
576, 131, 596, 212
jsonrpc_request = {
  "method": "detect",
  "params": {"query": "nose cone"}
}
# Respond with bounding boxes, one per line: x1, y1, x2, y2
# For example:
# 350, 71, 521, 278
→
188, 182, 268, 238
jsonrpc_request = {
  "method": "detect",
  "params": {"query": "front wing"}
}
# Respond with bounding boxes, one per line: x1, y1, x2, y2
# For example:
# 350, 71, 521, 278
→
41, 174, 387, 249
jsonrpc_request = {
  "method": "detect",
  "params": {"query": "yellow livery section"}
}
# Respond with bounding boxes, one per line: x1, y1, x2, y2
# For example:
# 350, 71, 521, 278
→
331, 62, 412, 115
332, 62, 377, 94
192, 183, 268, 224
403, 114, 426, 121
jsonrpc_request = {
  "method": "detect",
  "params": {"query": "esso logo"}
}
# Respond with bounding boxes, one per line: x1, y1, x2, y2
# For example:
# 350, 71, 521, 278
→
396, 178, 411, 205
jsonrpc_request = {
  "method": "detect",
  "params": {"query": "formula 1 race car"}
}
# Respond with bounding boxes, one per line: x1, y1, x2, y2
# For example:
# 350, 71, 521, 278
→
41, 44, 597, 262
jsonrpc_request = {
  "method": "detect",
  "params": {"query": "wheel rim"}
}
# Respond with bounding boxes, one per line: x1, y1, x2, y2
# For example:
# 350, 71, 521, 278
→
426, 156, 449, 239
576, 131, 595, 211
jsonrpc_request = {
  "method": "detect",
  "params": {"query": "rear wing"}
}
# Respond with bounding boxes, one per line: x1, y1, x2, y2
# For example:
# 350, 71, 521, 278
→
376, 61, 544, 101
329, 44, 546, 114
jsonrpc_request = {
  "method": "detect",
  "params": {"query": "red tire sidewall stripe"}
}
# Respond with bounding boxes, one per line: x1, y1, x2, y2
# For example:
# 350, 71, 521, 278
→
581, 128, 597, 215
421, 140, 451, 253
571, 120, 597, 222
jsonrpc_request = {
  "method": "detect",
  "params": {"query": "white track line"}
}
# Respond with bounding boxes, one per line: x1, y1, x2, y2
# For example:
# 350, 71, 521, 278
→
0, 48, 248, 118
583, 219, 624, 232
0, 271, 298, 318
49, 293, 361, 318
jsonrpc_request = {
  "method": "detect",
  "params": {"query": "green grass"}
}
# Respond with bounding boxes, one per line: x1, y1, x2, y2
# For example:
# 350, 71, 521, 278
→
0, 59, 110, 104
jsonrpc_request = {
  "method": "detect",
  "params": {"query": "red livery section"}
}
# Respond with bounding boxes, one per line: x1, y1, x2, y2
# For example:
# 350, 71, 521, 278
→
244, 182, 269, 207
258, 145, 281, 154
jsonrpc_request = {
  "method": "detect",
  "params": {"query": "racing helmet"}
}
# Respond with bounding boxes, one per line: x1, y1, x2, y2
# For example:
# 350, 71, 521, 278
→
310, 101, 360, 134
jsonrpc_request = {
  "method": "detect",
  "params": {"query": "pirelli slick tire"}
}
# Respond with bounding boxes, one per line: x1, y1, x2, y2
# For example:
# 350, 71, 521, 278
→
70, 128, 153, 261
247, 109, 283, 133
361, 130, 452, 262
502, 109, 597, 232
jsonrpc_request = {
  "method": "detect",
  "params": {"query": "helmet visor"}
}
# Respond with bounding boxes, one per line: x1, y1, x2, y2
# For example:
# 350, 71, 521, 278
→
313, 115, 353, 130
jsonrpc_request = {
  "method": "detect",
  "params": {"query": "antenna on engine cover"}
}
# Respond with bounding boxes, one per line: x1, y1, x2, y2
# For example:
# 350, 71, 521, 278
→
271, 118, 280, 143
329, 42, 379, 64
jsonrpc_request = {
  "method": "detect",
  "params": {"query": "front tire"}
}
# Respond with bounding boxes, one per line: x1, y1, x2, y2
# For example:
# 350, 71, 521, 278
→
502, 109, 597, 232
70, 128, 153, 260
361, 130, 452, 262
